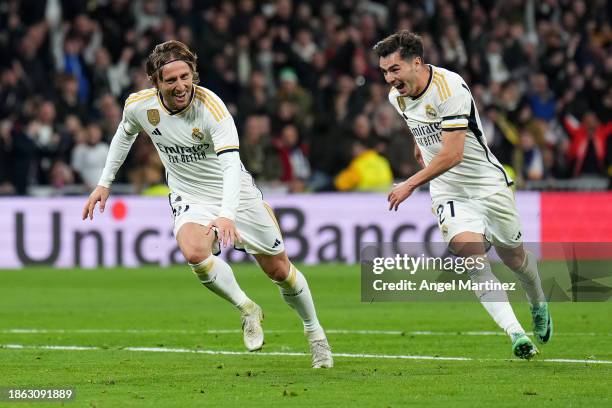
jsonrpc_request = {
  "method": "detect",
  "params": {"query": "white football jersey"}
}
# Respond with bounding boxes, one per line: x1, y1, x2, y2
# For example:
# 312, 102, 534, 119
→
103, 85, 261, 206
388, 65, 512, 199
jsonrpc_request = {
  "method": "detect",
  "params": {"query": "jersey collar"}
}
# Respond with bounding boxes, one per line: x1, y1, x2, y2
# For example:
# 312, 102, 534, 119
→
410, 65, 433, 100
157, 85, 196, 116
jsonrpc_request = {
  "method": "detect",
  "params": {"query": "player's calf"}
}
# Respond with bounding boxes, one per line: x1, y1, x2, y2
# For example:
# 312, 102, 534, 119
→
256, 253, 333, 367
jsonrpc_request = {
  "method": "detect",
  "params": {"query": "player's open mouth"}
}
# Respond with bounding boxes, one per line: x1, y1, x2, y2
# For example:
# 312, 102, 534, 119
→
395, 82, 407, 94
174, 92, 187, 103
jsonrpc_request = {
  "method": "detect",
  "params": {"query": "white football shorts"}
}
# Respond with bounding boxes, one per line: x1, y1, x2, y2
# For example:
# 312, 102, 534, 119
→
431, 187, 523, 249
169, 192, 285, 256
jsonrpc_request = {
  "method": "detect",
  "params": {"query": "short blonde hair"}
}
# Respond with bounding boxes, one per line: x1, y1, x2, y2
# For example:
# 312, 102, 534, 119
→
145, 40, 200, 87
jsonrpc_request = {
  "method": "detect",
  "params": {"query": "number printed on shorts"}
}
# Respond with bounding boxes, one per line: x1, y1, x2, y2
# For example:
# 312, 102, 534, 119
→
436, 200, 455, 225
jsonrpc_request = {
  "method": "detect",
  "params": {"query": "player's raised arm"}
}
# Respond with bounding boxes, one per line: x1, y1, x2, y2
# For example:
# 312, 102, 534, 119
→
82, 100, 142, 220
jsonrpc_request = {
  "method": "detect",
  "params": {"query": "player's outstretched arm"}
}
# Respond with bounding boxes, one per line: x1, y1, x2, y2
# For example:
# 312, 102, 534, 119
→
388, 130, 465, 211
204, 89, 244, 248
82, 97, 141, 221
82, 185, 110, 220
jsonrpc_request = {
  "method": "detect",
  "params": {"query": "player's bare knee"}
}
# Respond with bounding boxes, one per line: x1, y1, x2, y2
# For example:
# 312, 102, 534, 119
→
182, 244, 211, 265
177, 223, 215, 264
180, 233, 213, 264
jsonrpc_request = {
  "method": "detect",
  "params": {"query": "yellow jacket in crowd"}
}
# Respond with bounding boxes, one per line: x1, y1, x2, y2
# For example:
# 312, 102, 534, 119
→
334, 149, 393, 192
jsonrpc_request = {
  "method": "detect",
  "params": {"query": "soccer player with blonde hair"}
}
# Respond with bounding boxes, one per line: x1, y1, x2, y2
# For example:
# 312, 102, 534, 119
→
82, 40, 332, 368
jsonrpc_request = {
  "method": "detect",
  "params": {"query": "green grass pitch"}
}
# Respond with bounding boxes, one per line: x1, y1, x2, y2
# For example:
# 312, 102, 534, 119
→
1, 263, 611, 407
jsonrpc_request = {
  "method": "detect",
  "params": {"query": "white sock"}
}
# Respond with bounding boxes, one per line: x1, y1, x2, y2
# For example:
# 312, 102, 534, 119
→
512, 251, 546, 306
467, 256, 524, 336
191, 255, 250, 312
275, 264, 325, 340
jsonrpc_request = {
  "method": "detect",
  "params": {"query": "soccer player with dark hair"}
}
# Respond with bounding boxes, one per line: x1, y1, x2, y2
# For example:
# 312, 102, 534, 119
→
374, 31, 552, 359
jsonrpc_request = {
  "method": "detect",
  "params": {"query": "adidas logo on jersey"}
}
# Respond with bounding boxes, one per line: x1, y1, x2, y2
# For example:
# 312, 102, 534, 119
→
152, 128, 162, 136
272, 239, 281, 248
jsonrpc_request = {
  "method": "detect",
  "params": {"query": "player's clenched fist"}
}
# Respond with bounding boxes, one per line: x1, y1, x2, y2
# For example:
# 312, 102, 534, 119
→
82, 185, 110, 220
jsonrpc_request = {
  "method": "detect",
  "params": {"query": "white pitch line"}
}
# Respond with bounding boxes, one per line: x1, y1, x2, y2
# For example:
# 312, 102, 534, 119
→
0, 328, 401, 335
1, 328, 609, 337
2, 343, 611, 365
0, 328, 404, 335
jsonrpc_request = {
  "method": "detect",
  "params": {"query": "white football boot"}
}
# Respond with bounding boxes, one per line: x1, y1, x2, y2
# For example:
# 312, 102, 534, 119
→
240, 303, 264, 351
309, 337, 333, 368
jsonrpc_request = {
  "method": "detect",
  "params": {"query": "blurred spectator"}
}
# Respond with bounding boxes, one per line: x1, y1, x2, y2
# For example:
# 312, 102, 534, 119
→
96, 94, 122, 139
240, 115, 282, 182
528, 74, 556, 123
349, 114, 376, 150
62, 35, 90, 104
54, 74, 88, 122
49, 159, 74, 189
0, 64, 27, 119
0, 120, 15, 195
334, 140, 393, 192
273, 124, 310, 192
71, 123, 109, 189
134, 0, 165, 34
10, 125, 38, 195
26, 101, 71, 184
564, 112, 611, 178
273, 68, 312, 129
486, 40, 510, 84
292, 27, 317, 65
440, 24, 467, 71
91, 47, 133, 99
17, 23, 51, 97
513, 128, 545, 186
237, 71, 270, 125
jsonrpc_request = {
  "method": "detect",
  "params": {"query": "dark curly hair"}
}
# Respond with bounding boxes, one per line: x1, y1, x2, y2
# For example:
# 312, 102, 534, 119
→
373, 31, 424, 62
145, 40, 200, 87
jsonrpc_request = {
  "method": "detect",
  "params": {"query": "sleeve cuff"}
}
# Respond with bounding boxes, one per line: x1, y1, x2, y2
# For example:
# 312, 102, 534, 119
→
97, 178, 112, 188
441, 126, 468, 131
219, 208, 236, 221
440, 115, 468, 131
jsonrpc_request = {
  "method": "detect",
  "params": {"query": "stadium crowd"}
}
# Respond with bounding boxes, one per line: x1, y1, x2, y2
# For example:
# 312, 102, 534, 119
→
0, 0, 610, 196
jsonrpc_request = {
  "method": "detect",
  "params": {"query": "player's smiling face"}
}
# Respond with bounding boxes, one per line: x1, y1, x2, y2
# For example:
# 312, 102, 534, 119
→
379, 51, 421, 97
158, 60, 194, 111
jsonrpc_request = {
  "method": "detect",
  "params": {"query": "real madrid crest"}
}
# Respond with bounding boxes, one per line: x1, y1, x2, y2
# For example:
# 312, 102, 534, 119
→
441, 225, 448, 236
425, 104, 437, 119
397, 96, 406, 111
192, 127, 204, 142
147, 109, 160, 126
